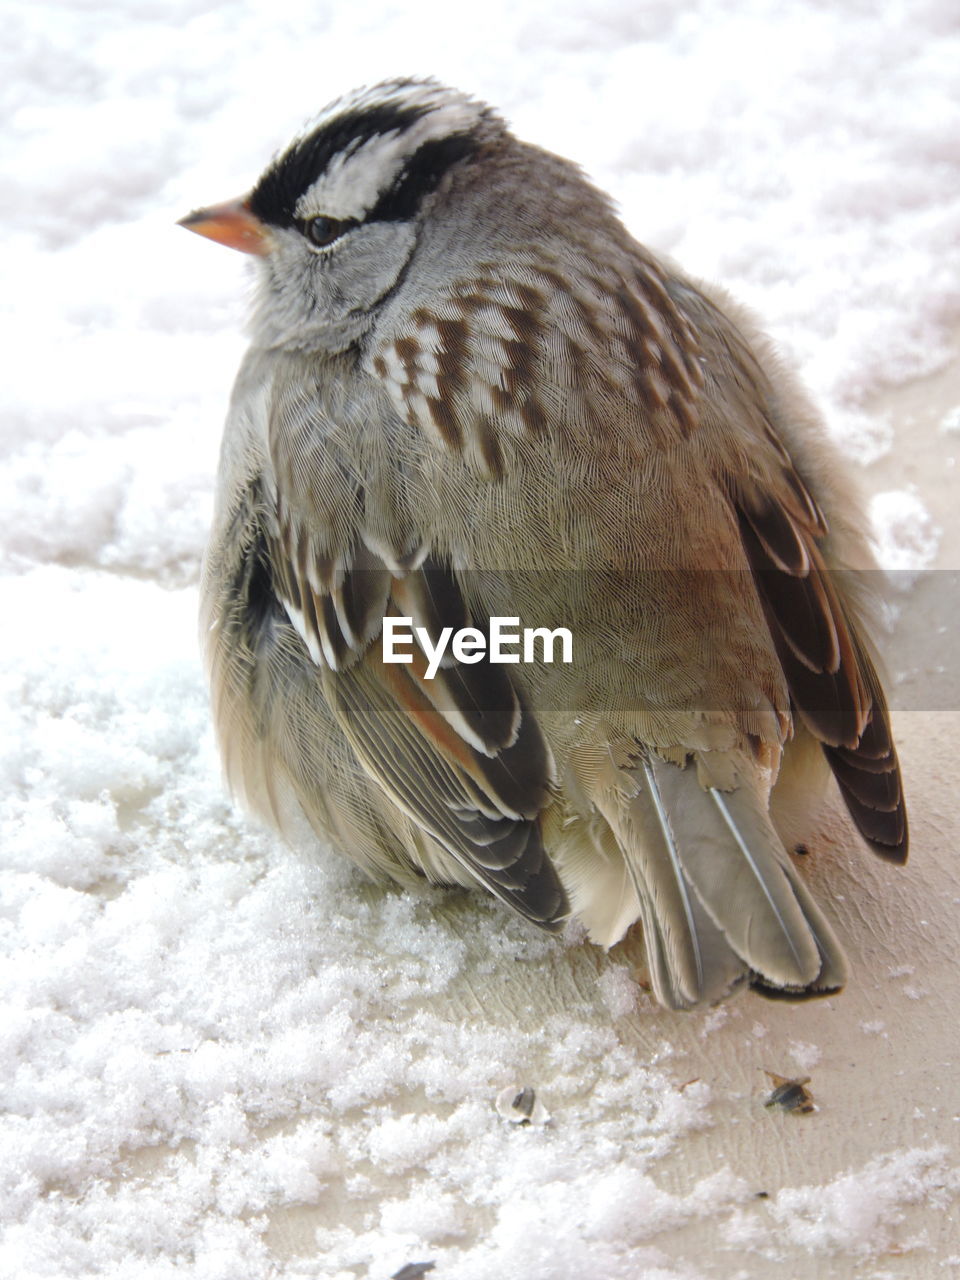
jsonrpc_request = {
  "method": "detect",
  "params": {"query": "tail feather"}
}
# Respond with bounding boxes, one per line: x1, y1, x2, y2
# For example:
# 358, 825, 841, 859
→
706, 787, 818, 982
645, 758, 821, 990
638, 758, 707, 999
750, 865, 847, 998
589, 750, 846, 1008
632, 877, 752, 1010
594, 756, 714, 1005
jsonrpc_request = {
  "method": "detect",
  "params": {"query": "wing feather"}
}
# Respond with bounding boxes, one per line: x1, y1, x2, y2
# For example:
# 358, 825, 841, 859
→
267, 521, 568, 927
736, 471, 908, 862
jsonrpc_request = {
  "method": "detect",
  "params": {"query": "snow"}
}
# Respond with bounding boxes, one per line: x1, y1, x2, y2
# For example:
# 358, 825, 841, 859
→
869, 490, 941, 580
786, 1041, 821, 1075
763, 1147, 960, 1257
3, 1, 959, 1277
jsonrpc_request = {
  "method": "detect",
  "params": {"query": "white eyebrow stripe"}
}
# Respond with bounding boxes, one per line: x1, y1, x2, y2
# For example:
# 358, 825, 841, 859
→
293, 100, 481, 223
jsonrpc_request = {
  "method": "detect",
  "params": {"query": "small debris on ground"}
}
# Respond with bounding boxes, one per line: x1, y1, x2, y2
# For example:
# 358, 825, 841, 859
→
495, 1084, 551, 1125
762, 1069, 816, 1114
391, 1263, 436, 1280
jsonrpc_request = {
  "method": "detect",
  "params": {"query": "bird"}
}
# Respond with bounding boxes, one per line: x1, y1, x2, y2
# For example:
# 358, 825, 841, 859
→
180, 78, 907, 1010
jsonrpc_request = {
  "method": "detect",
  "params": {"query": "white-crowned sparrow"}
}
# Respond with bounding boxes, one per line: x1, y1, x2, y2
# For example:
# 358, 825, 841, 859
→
180, 79, 907, 1010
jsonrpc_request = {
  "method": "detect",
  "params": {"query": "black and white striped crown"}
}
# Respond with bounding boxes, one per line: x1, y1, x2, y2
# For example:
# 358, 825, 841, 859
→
249, 79, 500, 230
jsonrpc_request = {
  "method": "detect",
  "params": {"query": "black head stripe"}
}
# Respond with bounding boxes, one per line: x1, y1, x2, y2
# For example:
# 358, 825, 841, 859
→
249, 100, 433, 228
367, 133, 480, 222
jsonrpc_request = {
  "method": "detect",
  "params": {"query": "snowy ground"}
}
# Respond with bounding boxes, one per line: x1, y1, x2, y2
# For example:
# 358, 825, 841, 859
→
3, 2, 960, 1278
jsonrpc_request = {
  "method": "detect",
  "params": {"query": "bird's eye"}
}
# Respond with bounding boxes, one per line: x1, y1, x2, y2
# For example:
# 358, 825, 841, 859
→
302, 215, 355, 248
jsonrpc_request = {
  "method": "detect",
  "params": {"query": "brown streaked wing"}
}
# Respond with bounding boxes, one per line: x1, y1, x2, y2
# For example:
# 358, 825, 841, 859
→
390, 564, 523, 756
266, 529, 568, 926
821, 648, 907, 862
736, 479, 908, 863
326, 645, 567, 926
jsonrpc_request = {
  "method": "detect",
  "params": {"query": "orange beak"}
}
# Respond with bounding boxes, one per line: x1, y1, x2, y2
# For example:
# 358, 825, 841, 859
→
177, 197, 273, 255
